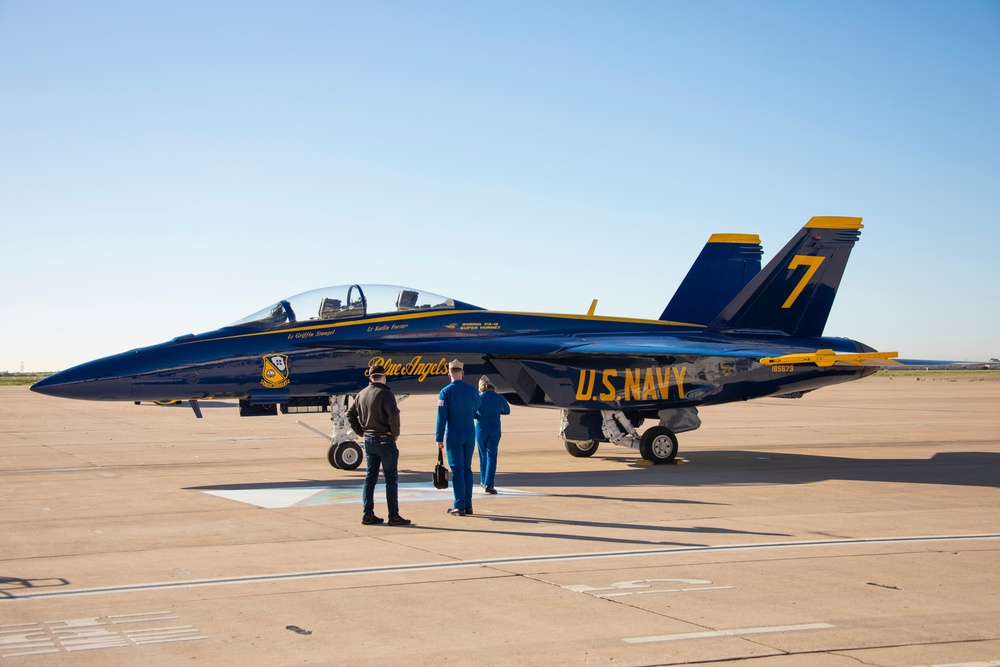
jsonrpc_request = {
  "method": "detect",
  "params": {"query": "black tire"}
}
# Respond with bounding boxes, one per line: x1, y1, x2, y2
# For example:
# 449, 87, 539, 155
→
564, 440, 599, 458
334, 442, 364, 470
639, 426, 678, 464
327, 443, 342, 469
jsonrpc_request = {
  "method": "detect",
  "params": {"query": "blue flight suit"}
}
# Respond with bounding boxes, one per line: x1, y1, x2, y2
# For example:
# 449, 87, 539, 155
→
475, 390, 510, 489
436, 379, 481, 511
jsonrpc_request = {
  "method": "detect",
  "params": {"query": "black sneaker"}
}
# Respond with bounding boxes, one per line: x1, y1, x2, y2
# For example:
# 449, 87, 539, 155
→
447, 508, 466, 516
485, 487, 497, 494
361, 515, 384, 525
465, 507, 473, 515
387, 516, 411, 526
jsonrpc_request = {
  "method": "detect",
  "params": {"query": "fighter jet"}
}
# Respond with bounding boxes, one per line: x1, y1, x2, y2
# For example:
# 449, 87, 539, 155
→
32, 216, 898, 469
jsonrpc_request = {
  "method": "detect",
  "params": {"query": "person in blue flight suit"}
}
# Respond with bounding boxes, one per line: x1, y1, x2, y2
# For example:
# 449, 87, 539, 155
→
475, 376, 510, 495
436, 359, 481, 516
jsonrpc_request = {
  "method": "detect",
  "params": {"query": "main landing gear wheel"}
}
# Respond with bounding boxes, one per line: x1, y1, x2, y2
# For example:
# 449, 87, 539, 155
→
328, 442, 364, 470
564, 440, 599, 458
639, 426, 678, 464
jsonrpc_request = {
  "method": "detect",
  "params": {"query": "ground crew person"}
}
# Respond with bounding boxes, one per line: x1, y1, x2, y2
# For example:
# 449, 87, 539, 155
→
347, 364, 410, 526
475, 375, 510, 494
436, 359, 480, 516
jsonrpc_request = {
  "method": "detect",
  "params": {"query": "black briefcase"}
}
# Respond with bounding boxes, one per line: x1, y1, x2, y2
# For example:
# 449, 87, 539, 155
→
433, 449, 449, 489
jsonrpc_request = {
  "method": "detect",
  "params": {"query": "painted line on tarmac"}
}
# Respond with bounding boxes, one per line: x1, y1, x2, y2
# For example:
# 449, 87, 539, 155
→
4, 533, 999, 601
623, 622, 835, 644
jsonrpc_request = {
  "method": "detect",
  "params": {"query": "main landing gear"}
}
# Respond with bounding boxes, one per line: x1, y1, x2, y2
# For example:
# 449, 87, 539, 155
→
564, 439, 599, 458
637, 425, 678, 464
560, 408, 696, 465
601, 410, 679, 464
326, 396, 363, 470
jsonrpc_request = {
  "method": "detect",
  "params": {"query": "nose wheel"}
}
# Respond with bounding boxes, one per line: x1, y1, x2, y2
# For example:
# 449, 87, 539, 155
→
328, 441, 364, 470
297, 395, 365, 470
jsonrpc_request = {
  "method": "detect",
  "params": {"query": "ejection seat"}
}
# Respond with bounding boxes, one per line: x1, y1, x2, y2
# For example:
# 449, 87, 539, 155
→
396, 289, 419, 310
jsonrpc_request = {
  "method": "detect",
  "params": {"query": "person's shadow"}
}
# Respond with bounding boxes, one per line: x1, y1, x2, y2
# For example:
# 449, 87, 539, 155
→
0, 576, 70, 599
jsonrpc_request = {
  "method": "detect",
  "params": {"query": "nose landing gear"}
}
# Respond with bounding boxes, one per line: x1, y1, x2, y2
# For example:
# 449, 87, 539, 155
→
297, 395, 365, 470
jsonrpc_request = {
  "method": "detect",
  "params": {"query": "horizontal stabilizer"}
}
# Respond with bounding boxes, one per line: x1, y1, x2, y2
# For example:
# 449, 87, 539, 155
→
709, 217, 863, 337
893, 358, 996, 367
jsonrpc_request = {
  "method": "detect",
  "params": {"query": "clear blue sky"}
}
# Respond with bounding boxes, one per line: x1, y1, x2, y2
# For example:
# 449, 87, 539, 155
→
2, 1, 998, 372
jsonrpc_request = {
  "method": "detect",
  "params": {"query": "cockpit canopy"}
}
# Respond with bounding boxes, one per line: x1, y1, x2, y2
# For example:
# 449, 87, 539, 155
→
230, 284, 482, 329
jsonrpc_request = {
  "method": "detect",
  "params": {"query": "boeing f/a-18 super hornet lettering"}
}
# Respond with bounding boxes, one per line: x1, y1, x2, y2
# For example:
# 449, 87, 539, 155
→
32, 216, 902, 470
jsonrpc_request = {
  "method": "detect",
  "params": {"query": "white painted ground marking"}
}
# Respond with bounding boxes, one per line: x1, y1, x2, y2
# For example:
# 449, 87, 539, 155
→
564, 578, 735, 598
0, 611, 204, 658
203, 482, 541, 508
4, 533, 998, 601
623, 622, 835, 644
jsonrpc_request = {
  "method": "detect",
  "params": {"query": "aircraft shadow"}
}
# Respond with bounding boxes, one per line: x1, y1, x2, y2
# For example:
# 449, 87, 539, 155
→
500, 450, 1000, 490
188, 451, 1000, 497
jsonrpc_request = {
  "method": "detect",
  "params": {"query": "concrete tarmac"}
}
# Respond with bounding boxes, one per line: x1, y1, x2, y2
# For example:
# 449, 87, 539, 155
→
2, 375, 999, 666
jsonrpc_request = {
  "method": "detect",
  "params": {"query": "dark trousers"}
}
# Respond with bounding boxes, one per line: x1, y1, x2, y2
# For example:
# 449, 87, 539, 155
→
476, 427, 501, 488
363, 435, 400, 518
446, 435, 475, 510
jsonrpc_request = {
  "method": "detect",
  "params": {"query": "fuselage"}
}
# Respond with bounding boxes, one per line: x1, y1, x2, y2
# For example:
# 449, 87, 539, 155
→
32, 300, 876, 412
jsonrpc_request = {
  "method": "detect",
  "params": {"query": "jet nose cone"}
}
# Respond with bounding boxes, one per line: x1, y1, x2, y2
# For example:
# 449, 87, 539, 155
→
30, 374, 134, 400
30, 354, 136, 401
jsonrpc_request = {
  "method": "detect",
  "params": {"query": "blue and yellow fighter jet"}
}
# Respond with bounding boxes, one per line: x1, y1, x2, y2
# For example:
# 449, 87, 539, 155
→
32, 216, 900, 470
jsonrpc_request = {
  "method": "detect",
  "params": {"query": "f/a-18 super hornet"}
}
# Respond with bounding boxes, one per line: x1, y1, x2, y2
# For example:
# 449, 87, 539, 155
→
33, 216, 901, 470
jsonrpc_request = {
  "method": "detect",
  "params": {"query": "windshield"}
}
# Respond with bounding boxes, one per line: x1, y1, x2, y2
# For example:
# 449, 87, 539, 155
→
230, 284, 479, 328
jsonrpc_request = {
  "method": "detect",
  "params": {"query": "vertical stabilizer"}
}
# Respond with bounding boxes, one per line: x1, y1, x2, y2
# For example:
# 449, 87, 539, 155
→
707, 217, 863, 337
660, 234, 763, 325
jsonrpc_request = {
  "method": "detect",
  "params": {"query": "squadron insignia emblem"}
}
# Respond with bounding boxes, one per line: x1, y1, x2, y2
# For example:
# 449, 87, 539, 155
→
261, 354, 291, 388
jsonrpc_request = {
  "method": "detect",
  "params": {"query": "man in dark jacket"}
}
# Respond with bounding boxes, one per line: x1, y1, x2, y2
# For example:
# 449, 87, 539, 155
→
347, 364, 410, 526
